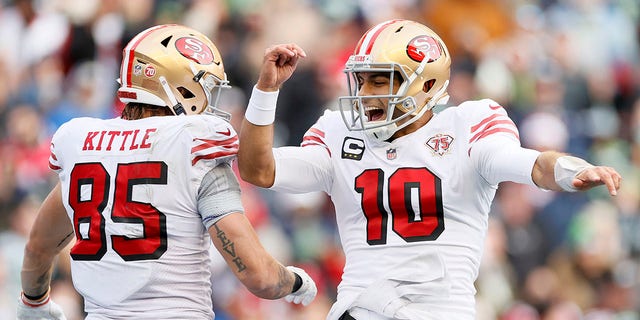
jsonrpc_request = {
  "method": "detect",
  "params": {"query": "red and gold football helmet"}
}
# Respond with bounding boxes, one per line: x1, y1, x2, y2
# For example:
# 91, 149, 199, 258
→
339, 19, 451, 141
117, 24, 231, 118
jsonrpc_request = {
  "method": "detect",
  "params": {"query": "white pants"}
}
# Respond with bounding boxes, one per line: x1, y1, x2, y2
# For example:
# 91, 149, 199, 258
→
347, 301, 471, 320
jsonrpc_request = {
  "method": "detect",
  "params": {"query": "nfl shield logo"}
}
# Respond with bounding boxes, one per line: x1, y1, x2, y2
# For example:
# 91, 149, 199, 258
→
133, 63, 143, 75
386, 148, 397, 160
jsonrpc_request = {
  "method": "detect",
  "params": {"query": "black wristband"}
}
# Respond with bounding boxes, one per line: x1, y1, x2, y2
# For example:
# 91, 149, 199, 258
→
291, 272, 303, 293
23, 291, 47, 301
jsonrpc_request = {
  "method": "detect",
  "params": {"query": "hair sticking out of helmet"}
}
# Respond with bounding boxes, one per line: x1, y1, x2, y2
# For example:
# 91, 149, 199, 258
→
117, 24, 231, 119
338, 19, 451, 141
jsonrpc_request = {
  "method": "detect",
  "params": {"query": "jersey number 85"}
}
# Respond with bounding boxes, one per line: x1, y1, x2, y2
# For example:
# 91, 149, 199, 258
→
68, 161, 168, 261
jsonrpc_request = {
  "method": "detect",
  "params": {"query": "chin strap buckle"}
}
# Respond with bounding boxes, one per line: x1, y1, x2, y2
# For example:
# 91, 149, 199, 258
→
172, 103, 186, 115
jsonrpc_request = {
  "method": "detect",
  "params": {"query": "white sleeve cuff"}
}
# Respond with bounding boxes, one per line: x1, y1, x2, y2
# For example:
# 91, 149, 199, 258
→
245, 85, 279, 125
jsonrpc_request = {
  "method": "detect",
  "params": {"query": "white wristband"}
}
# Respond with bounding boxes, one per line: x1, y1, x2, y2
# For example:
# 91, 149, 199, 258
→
554, 156, 593, 191
245, 85, 279, 125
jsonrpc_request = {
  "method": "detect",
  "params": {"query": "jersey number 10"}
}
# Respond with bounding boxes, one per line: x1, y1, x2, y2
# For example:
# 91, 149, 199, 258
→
355, 167, 445, 245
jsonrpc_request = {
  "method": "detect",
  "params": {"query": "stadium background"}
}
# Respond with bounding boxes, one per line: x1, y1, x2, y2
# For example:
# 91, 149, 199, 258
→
0, 0, 638, 319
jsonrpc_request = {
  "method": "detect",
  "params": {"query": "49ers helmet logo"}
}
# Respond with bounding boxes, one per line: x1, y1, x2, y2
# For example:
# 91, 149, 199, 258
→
175, 37, 214, 64
406, 35, 442, 63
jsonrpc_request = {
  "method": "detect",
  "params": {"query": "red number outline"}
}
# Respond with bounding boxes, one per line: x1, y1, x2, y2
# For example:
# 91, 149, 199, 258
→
68, 162, 168, 261
355, 167, 444, 245
69, 163, 109, 260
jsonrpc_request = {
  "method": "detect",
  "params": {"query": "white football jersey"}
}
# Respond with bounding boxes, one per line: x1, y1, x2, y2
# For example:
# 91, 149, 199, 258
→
49, 114, 238, 319
271, 99, 540, 319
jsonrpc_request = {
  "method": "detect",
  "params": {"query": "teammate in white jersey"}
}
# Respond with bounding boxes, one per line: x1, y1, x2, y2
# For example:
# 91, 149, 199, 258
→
17, 24, 316, 320
237, 19, 621, 320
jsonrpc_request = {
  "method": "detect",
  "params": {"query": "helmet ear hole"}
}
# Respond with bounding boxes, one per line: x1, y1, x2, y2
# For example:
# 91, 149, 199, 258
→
177, 87, 195, 99
160, 36, 172, 47
191, 106, 197, 112
423, 79, 436, 93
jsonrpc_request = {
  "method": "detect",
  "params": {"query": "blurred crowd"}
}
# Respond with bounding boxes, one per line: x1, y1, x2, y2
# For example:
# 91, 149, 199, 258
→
0, 0, 638, 319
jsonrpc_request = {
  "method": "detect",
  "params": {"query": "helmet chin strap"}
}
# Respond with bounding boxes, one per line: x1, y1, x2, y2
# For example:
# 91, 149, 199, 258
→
424, 80, 450, 111
366, 80, 450, 142
160, 76, 186, 115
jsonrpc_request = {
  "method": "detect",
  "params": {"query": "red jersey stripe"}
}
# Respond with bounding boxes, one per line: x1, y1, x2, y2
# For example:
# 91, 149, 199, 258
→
470, 114, 503, 133
192, 149, 238, 166
191, 136, 238, 153
302, 135, 327, 147
471, 127, 520, 145
469, 119, 517, 143
307, 127, 325, 138
301, 142, 331, 157
49, 162, 61, 170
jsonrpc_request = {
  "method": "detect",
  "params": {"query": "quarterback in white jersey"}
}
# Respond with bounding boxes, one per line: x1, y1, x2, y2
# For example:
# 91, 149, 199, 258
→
238, 20, 621, 320
274, 100, 537, 318
18, 24, 316, 320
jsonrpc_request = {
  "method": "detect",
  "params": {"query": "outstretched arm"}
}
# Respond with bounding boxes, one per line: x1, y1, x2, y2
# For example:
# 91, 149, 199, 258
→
238, 44, 306, 188
532, 151, 621, 196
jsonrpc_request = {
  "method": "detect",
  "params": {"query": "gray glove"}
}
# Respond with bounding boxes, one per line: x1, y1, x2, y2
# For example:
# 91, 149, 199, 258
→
17, 294, 67, 320
284, 266, 317, 306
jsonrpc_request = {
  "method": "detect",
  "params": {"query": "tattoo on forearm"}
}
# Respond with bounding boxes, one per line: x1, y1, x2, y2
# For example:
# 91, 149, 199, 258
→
32, 270, 52, 295
213, 224, 246, 272
57, 231, 73, 248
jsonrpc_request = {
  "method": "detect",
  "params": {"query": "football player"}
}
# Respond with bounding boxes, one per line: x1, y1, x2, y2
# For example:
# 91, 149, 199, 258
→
18, 24, 316, 320
237, 19, 621, 320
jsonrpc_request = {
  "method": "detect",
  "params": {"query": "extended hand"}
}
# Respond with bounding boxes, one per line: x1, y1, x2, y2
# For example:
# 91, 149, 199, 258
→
573, 165, 622, 196
256, 44, 307, 92
284, 266, 317, 306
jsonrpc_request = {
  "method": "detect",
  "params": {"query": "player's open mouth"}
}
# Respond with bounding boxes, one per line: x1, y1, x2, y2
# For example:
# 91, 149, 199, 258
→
364, 107, 384, 122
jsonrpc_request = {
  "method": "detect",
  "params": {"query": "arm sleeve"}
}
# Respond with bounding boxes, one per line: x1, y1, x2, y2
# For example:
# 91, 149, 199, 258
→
470, 136, 540, 186
197, 162, 244, 229
462, 99, 540, 186
272, 145, 333, 194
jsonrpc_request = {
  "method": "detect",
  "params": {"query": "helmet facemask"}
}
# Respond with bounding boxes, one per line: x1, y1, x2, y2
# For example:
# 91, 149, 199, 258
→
338, 19, 451, 142
188, 64, 232, 120
339, 60, 417, 141
339, 58, 450, 141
